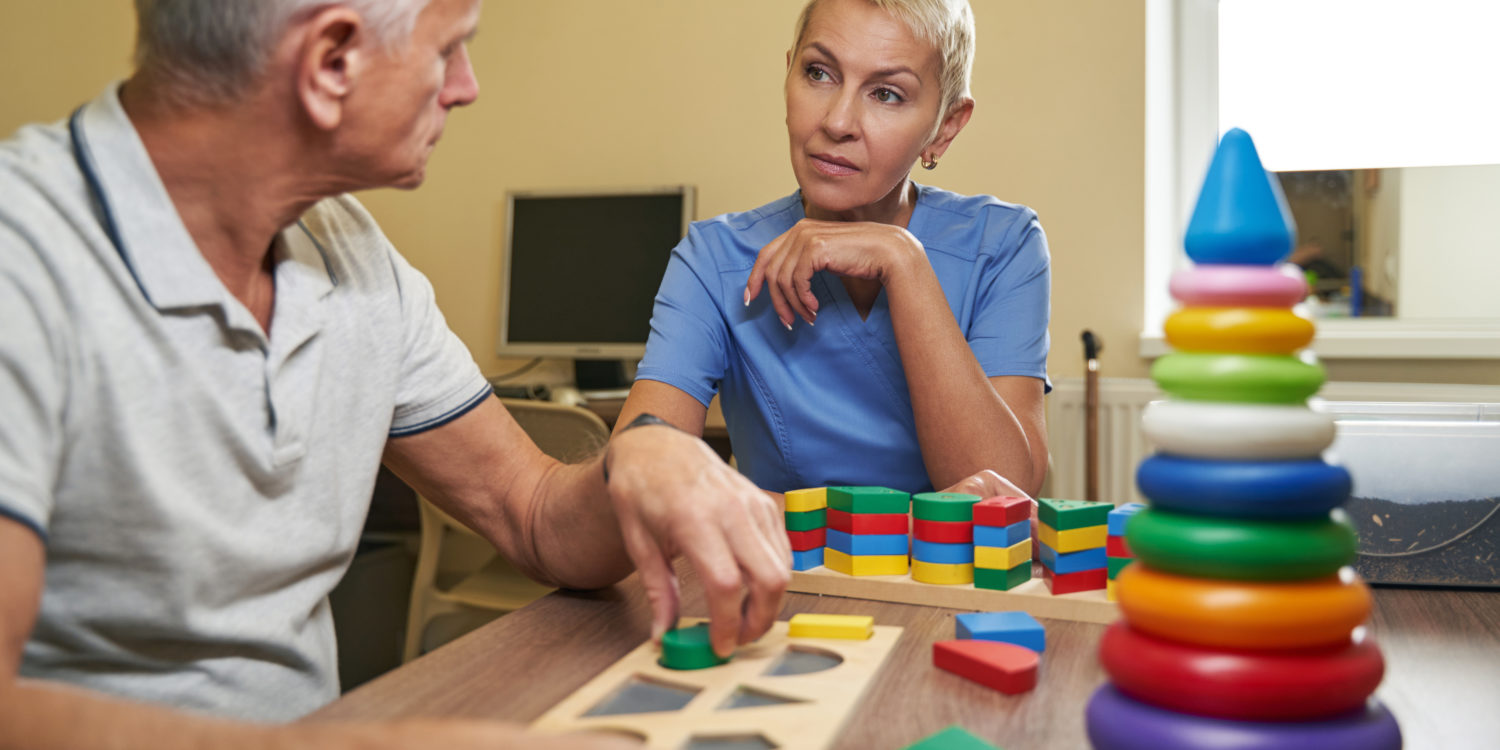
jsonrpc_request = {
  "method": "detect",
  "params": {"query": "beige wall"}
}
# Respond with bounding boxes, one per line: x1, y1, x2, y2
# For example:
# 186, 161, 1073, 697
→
2, 1, 1490, 387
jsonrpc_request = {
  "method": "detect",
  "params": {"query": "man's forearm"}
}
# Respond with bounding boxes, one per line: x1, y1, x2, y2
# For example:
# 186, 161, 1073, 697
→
512, 458, 636, 591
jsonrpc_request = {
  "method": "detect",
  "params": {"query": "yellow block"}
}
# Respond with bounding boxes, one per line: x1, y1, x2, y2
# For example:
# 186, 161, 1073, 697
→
784, 487, 828, 513
824, 548, 908, 577
974, 539, 1031, 570
788, 613, 874, 640
912, 559, 974, 585
1037, 522, 1106, 553
1107, 579, 1118, 602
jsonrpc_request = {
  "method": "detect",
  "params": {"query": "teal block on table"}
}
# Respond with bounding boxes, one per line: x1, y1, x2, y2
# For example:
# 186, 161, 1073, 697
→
901, 725, 1002, 750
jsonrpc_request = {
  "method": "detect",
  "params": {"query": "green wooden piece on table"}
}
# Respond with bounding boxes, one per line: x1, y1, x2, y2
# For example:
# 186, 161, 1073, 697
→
901, 725, 1003, 750
659, 624, 729, 670
784, 508, 827, 532
1107, 556, 1132, 580
1037, 497, 1113, 531
974, 561, 1031, 591
1151, 352, 1325, 404
1127, 508, 1358, 581
912, 492, 983, 522
827, 486, 911, 515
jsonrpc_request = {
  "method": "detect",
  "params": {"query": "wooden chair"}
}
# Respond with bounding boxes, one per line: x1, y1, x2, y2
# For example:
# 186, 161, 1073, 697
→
402, 398, 610, 662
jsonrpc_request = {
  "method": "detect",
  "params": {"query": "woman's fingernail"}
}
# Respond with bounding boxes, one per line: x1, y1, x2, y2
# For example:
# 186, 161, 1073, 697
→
784, 320, 793, 331
743, 288, 751, 306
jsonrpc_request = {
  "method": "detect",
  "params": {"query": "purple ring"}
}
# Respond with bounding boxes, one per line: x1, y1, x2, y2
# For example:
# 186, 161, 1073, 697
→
1086, 684, 1401, 750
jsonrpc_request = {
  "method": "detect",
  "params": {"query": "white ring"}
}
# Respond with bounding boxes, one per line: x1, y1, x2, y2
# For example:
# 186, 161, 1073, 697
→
1142, 400, 1336, 459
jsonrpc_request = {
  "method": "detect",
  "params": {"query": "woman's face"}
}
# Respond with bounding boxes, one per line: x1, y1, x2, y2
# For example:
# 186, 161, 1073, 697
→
785, 0, 948, 217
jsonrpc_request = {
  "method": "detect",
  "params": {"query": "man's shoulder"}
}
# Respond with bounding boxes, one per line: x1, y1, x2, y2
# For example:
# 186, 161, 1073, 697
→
295, 194, 402, 287
0, 119, 90, 225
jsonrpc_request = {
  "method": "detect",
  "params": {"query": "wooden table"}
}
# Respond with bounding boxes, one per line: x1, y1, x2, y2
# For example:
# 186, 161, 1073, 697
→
315, 565, 1500, 748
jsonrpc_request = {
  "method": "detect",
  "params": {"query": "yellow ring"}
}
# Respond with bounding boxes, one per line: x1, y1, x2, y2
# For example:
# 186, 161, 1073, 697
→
912, 559, 974, 585
1165, 307, 1315, 354
1116, 564, 1370, 649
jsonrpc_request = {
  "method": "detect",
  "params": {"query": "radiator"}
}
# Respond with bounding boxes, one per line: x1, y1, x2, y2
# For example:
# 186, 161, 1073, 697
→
1044, 377, 1500, 504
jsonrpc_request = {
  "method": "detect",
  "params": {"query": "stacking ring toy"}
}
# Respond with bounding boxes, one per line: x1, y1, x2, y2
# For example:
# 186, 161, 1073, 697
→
1152, 353, 1325, 404
1100, 622, 1384, 720
1136, 455, 1350, 519
1170, 264, 1308, 307
1115, 565, 1371, 650
1086, 685, 1403, 750
1164, 307, 1315, 354
1126, 508, 1357, 580
1141, 400, 1334, 459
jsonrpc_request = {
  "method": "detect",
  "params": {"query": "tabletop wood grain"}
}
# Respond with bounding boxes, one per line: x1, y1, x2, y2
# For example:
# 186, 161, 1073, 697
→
313, 564, 1500, 749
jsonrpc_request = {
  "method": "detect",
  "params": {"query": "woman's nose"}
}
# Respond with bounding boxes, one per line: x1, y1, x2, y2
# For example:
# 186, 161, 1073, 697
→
820, 88, 860, 140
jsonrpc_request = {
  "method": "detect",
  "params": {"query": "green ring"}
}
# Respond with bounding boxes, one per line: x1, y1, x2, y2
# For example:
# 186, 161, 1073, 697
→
659, 624, 728, 670
1151, 353, 1326, 404
912, 492, 982, 522
1127, 507, 1357, 581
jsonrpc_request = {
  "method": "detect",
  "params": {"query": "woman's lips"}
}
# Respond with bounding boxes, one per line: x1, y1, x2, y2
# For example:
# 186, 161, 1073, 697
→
810, 154, 859, 177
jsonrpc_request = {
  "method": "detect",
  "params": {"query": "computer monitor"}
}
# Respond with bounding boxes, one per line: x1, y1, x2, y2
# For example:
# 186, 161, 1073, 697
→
497, 186, 695, 390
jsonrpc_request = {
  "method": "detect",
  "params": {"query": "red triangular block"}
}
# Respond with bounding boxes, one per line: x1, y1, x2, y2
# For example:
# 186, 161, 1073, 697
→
933, 639, 1039, 694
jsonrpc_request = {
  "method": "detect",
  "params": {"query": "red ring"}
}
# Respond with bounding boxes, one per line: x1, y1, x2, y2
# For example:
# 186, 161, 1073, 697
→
914, 518, 973, 543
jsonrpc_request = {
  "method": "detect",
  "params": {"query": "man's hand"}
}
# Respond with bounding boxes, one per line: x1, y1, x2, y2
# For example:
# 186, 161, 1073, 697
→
940, 469, 1040, 524
603, 424, 791, 658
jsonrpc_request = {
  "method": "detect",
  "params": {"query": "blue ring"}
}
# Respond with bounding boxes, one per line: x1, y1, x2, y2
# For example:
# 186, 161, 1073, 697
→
1136, 454, 1350, 519
912, 539, 974, 564
1086, 685, 1401, 750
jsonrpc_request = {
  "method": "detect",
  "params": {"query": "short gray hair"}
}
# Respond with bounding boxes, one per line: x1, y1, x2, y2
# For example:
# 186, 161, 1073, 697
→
791, 0, 975, 116
133, 0, 430, 102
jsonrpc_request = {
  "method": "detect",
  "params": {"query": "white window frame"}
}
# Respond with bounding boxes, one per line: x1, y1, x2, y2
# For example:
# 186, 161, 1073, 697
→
1139, 0, 1500, 360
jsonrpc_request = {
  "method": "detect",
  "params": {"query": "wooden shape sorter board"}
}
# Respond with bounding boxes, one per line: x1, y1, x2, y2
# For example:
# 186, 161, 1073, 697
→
531, 619, 903, 749
788, 566, 1118, 625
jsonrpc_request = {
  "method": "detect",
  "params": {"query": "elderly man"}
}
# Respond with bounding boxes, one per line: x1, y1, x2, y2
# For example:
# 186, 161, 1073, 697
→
0, 0, 789, 746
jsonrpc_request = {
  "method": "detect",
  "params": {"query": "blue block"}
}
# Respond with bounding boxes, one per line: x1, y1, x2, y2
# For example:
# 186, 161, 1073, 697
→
826, 529, 908, 557
791, 547, 824, 571
1107, 502, 1146, 536
955, 611, 1045, 653
1040, 544, 1106, 574
973, 520, 1029, 548
1183, 128, 1295, 265
912, 539, 974, 565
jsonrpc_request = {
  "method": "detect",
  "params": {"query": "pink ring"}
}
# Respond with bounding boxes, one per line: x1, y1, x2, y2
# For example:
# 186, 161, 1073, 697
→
1171, 265, 1308, 307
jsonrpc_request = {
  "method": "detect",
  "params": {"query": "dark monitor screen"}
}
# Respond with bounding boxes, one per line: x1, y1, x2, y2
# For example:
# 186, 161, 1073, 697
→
498, 188, 693, 358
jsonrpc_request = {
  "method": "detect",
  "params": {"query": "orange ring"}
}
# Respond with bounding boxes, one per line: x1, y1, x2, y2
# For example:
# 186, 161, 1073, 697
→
1165, 307, 1315, 354
1116, 564, 1370, 649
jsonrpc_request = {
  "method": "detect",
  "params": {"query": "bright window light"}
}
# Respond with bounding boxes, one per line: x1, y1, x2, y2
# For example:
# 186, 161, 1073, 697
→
1219, 0, 1500, 171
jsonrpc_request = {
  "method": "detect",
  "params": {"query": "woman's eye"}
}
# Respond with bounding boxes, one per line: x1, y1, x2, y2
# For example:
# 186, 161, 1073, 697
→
806, 65, 829, 82
874, 88, 903, 104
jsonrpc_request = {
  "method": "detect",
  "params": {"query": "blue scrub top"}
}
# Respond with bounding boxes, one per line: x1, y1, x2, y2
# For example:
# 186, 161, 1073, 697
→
635, 184, 1051, 494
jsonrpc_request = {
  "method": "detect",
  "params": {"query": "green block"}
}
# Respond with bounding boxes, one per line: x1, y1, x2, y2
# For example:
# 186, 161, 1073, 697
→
659, 624, 729, 670
784, 508, 827, 531
974, 561, 1032, 591
1037, 497, 1113, 531
827, 486, 911, 515
1107, 556, 1133, 579
912, 492, 982, 522
902, 725, 1002, 750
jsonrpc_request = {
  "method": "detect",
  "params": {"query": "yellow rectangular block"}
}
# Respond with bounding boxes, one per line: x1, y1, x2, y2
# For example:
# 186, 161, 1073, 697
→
1037, 521, 1106, 553
1107, 579, 1118, 602
784, 487, 828, 513
912, 559, 974, 585
974, 539, 1031, 570
787, 613, 875, 640
824, 548, 908, 576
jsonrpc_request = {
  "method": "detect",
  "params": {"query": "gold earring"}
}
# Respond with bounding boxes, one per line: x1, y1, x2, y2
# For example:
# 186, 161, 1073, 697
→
921, 155, 938, 170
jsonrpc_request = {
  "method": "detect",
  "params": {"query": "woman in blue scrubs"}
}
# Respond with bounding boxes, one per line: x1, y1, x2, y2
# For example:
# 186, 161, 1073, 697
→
618, 0, 1050, 500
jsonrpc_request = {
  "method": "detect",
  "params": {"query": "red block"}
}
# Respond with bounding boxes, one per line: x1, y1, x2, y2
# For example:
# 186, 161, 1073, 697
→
973, 496, 1031, 527
787, 528, 826, 551
1106, 535, 1132, 558
1042, 565, 1107, 594
933, 639, 1038, 694
914, 518, 973, 543
826, 508, 909, 535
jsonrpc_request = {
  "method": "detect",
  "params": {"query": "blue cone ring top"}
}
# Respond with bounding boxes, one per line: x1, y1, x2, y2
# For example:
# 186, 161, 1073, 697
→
1184, 128, 1296, 266
1136, 454, 1352, 520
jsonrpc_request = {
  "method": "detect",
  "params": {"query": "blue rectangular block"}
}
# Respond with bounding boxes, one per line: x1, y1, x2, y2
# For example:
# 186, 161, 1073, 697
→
791, 547, 825, 571
1039, 543, 1106, 574
912, 538, 974, 565
973, 520, 1029, 548
955, 611, 1045, 653
1108, 502, 1147, 536
826, 529, 909, 557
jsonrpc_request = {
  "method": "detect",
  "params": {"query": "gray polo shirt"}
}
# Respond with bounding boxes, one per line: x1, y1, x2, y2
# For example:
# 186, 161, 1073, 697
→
0, 85, 492, 720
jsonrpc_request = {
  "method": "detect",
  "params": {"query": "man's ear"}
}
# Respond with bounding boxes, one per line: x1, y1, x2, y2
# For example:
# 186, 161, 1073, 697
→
924, 97, 975, 163
296, 7, 365, 131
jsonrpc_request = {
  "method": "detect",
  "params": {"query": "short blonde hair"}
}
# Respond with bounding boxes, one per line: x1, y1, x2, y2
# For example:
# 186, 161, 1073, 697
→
791, 0, 975, 115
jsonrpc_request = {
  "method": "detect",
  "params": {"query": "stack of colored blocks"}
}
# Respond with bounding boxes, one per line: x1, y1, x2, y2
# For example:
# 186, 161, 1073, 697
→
971, 496, 1032, 591
784, 488, 828, 571
1105, 502, 1143, 601
911, 492, 982, 584
1086, 129, 1399, 748
824, 486, 911, 576
1036, 497, 1110, 595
